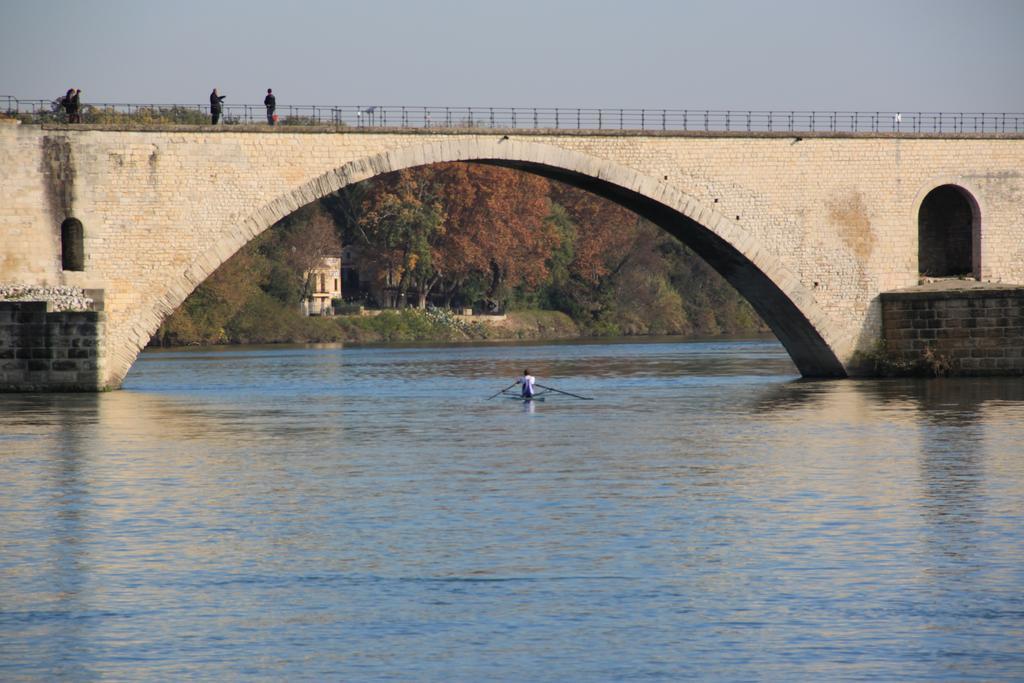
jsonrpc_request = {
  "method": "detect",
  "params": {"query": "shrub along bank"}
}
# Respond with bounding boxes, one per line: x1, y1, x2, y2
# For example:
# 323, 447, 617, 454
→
152, 303, 581, 347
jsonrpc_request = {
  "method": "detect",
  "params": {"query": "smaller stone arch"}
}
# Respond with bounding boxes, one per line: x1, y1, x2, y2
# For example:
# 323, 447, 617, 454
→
60, 217, 84, 271
917, 183, 980, 279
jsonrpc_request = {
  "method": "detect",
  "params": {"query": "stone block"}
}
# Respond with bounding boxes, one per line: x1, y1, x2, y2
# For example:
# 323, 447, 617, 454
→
14, 306, 48, 324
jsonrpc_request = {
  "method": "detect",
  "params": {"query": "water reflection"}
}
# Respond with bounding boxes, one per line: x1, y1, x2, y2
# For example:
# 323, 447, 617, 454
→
1, 339, 1023, 680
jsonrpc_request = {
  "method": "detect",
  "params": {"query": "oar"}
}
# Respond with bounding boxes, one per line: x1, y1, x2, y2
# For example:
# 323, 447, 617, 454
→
534, 383, 593, 400
486, 382, 519, 400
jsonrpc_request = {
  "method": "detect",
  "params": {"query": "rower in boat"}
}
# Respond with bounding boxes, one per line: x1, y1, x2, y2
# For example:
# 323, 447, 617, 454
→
486, 377, 592, 402
517, 369, 537, 400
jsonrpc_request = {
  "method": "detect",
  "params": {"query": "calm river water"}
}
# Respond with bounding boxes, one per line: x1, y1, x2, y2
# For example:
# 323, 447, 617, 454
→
2, 338, 1023, 681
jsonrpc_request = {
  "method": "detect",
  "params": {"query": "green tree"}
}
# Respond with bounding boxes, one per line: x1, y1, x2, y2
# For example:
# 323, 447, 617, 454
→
356, 171, 446, 308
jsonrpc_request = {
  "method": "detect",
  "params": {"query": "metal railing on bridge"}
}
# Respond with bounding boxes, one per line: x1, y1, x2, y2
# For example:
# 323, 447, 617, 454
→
3, 96, 1023, 134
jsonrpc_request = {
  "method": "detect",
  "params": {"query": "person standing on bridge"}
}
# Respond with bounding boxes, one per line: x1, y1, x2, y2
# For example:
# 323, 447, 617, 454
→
264, 88, 276, 125
68, 89, 81, 123
61, 89, 75, 122
210, 88, 225, 125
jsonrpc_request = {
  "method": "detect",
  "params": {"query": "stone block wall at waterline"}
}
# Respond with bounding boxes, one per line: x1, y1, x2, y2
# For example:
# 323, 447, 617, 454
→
881, 288, 1024, 375
0, 301, 105, 391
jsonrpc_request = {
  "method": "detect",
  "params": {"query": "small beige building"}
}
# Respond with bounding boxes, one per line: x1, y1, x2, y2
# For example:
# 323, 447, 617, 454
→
303, 257, 341, 316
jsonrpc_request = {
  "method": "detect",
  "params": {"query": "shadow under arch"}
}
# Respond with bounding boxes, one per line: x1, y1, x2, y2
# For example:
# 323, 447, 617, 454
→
915, 182, 982, 280
125, 138, 850, 387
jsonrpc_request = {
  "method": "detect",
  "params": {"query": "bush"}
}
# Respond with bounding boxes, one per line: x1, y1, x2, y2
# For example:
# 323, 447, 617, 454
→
335, 308, 487, 343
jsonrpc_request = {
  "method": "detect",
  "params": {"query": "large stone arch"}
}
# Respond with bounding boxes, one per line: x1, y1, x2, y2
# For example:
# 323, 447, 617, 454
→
114, 139, 852, 387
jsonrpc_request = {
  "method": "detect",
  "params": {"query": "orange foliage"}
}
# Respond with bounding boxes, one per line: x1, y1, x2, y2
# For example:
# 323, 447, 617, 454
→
430, 163, 555, 296
549, 182, 642, 284
358, 163, 556, 303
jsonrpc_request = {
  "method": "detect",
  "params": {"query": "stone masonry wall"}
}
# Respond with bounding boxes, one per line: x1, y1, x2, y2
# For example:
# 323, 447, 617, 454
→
0, 301, 106, 391
881, 287, 1024, 375
2, 121, 1023, 386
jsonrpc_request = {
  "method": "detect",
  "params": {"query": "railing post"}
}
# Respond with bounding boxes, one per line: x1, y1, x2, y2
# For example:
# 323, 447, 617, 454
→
662, 109, 666, 131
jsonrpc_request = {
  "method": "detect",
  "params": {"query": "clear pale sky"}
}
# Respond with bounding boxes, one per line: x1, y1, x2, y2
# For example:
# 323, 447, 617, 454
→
1, 0, 1022, 111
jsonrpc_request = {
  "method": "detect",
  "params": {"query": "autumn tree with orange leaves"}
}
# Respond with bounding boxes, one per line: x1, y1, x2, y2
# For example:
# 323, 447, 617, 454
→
429, 163, 555, 310
353, 163, 556, 310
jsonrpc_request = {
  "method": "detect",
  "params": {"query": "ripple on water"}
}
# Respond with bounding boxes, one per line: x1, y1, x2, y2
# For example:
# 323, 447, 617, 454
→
2, 339, 1023, 680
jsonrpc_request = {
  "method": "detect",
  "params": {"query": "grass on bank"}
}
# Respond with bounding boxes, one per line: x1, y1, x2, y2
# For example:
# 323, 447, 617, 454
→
153, 295, 581, 347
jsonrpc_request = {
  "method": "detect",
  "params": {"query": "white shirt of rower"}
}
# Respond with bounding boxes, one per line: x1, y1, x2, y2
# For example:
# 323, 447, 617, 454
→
519, 374, 536, 396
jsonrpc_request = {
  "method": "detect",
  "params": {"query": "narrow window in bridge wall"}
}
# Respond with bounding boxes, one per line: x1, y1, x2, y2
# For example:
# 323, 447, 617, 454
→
918, 185, 978, 279
61, 218, 85, 271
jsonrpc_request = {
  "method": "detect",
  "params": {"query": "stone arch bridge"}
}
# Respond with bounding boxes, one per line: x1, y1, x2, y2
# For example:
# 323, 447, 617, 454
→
2, 120, 1022, 390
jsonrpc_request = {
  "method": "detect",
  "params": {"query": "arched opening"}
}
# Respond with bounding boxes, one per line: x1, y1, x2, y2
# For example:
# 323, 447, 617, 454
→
112, 139, 854, 390
154, 160, 846, 378
60, 218, 85, 271
918, 185, 978, 279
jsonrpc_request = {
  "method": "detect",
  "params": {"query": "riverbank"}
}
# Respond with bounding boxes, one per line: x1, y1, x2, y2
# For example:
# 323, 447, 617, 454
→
150, 308, 583, 347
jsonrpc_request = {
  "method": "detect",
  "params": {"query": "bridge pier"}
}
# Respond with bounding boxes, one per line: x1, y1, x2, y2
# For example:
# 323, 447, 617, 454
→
879, 284, 1024, 375
0, 293, 107, 392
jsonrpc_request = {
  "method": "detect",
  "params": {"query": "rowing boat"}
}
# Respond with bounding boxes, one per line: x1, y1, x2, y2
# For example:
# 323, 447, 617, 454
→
487, 383, 592, 402
505, 393, 545, 402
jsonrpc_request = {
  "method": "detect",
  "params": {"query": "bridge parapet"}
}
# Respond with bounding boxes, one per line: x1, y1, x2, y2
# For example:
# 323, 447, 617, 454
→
5, 97, 1024, 135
